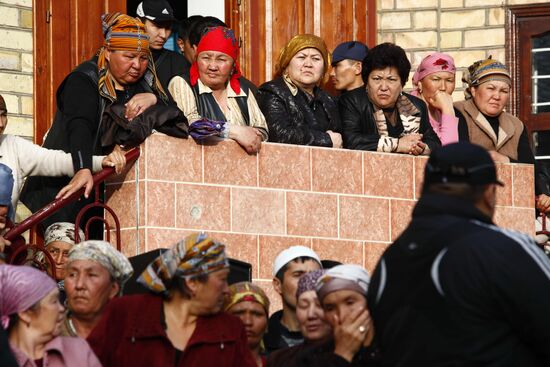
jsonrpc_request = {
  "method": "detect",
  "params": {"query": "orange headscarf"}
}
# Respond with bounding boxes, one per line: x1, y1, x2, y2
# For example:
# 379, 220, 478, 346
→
96, 12, 167, 102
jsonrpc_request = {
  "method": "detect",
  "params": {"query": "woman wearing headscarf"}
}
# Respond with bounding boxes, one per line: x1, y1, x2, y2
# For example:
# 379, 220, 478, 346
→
43, 222, 85, 282
257, 34, 342, 147
61, 240, 133, 339
21, 12, 167, 231
411, 53, 468, 145
0, 265, 101, 367
268, 269, 332, 367
339, 42, 440, 153
224, 282, 270, 367
455, 57, 550, 213
87, 233, 256, 367
289, 264, 375, 367
169, 26, 268, 154
455, 57, 532, 164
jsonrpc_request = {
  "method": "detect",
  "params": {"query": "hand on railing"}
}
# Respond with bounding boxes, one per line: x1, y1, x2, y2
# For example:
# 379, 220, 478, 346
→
4, 148, 140, 243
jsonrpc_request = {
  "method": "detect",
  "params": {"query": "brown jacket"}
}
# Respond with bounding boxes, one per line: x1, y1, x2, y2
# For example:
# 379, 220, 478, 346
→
454, 99, 525, 161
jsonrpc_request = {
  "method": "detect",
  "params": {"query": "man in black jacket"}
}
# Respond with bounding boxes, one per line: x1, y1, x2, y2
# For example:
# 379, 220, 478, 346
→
330, 41, 368, 93
136, 0, 189, 92
367, 142, 550, 367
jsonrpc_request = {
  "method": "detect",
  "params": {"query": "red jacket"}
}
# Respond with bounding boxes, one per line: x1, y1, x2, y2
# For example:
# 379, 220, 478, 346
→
87, 293, 256, 367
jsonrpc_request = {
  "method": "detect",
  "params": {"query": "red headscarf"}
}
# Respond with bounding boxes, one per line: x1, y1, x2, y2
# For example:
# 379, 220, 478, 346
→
190, 26, 242, 94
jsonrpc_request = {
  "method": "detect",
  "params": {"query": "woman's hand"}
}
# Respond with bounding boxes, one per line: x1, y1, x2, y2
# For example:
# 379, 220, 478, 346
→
333, 307, 372, 362
488, 150, 511, 164
409, 141, 427, 156
327, 130, 343, 148
229, 125, 263, 154
428, 90, 454, 116
125, 93, 157, 121
102, 145, 127, 174
537, 194, 550, 213
396, 133, 423, 153
0, 235, 10, 255
56, 168, 93, 199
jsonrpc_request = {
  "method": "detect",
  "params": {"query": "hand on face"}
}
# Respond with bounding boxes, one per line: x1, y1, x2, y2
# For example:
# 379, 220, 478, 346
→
332, 305, 372, 362
427, 91, 455, 115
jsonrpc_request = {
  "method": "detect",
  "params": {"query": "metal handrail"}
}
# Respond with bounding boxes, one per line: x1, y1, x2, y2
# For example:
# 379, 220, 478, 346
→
4, 148, 140, 244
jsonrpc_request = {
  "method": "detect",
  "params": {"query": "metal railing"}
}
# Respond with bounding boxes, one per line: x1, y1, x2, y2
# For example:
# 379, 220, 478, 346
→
4, 148, 140, 268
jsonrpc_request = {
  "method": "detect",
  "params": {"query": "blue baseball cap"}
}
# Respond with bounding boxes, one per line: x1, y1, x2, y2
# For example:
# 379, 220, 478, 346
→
331, 41, 368, 66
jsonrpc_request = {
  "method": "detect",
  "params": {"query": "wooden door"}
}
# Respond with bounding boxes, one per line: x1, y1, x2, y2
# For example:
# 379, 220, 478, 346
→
508, 4, 550, 136
225, 0, 376, 88
33, 0, 126, 145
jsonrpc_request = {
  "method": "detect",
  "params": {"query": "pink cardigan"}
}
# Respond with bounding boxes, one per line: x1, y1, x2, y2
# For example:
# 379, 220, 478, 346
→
10, 336, 101, 367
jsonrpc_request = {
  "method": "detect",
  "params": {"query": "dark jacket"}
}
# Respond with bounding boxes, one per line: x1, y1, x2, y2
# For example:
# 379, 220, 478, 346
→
338, 87, 441, 151
87, 293, 256, 367
263, 310, 303, 354
367, 193, 550, 367
257, 77, 340, 147
268, 339, 377, 367
100, 103, 188, 149
0, 328, 17, 367
20, 58, 167, 228
152, 48, 190, 95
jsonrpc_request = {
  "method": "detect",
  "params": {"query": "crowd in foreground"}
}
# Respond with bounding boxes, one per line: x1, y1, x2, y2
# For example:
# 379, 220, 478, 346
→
1, 142, 550, 367
1, 0, 550, 366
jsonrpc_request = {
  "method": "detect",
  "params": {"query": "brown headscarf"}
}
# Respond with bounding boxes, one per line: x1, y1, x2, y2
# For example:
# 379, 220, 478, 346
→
275, 34, 330, 78
96, 12, 168, 103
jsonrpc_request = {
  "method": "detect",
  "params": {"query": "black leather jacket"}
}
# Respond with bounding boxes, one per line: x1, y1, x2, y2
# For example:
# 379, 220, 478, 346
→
339, 86, 441, 152
257, 77, 340, 147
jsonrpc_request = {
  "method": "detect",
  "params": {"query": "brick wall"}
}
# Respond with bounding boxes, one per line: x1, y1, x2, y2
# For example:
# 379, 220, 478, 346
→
106, 135, 535, 312
378, 0, 549, 101
0, 0, 33, 138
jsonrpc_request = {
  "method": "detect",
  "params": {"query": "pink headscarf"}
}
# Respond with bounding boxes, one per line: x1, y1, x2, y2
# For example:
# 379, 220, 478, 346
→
412, 52, 456, 94
0, 265, 57, 329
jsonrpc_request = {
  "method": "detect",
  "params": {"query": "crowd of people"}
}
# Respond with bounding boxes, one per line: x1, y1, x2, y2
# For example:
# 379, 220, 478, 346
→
1, 0, 550, 366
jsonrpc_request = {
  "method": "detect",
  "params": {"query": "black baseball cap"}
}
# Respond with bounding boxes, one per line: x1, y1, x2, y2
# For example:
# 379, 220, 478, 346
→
331, 41, 368, 66
136, 0, 177, 23
423, 142, 504, 188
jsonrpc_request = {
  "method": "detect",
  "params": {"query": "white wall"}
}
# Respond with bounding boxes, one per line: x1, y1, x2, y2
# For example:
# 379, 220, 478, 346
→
188, 0, 225, 21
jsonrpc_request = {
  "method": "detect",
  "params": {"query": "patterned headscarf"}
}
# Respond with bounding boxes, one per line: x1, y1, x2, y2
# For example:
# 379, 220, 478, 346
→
0, 163, 14, 220
296, 269, 326, 300
190, 26, 242, 94
138, 233, 229, 295
68, 240, 133, 293
96, 12, 167, 103
0, 265, 57, 329
316, 264, 370, 302
412, 52, 456, 94
44, 222, 84, 247
462, 56, 511, 99
275, 34, 330, 78
224, 281, 270, 315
